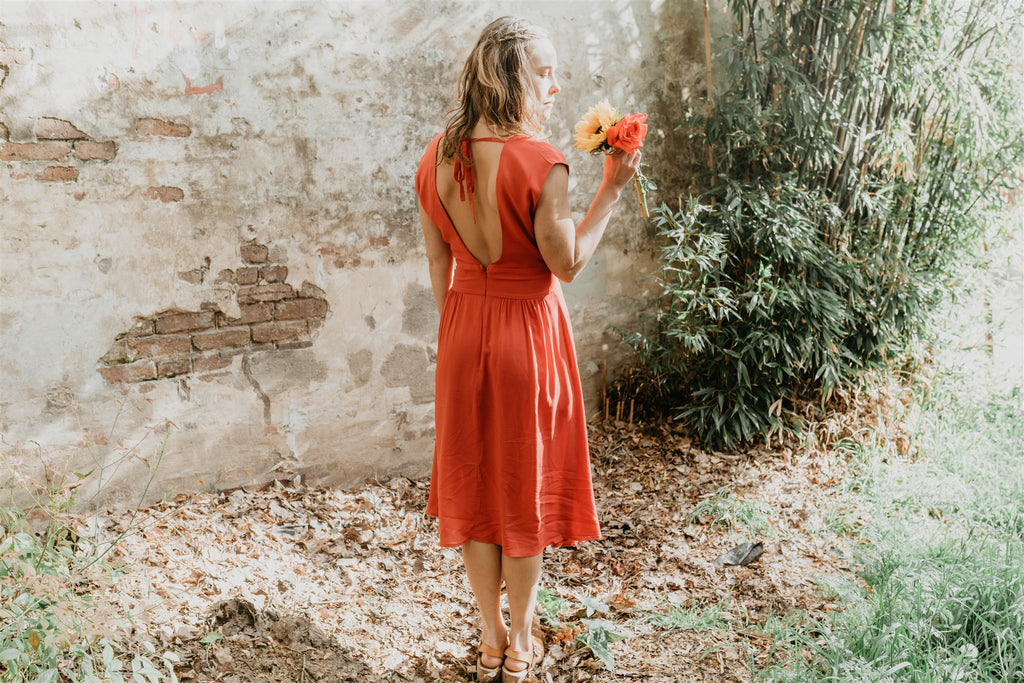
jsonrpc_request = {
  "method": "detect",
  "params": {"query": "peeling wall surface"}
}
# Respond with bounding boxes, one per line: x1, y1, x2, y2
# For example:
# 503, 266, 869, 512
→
1, 1, 721, 505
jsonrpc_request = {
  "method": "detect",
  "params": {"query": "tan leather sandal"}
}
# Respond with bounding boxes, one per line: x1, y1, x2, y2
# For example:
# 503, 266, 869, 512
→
476, 640, 506, 681
501, 635, 543, 682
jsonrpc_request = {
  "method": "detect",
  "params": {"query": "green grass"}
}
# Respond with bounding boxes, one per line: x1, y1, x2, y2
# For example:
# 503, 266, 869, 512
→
688, 487, 773, 536
642, 596, 734, 633
759, 374, 1024, 682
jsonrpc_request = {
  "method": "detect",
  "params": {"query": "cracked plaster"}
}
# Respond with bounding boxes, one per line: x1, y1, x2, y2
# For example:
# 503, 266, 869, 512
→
0, 1, 725, 505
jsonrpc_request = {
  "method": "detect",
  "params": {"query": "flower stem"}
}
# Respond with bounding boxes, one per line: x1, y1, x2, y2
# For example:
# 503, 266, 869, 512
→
634, 167, 650, 218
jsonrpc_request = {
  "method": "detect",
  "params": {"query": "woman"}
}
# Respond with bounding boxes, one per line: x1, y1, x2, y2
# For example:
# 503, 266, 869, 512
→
414, 16, 639, 682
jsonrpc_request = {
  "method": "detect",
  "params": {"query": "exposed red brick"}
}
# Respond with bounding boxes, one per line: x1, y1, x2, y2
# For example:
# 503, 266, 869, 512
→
157, 357, 191, 378
154, 311, 215, 334
74, 140, 116, 161
261, 264, 288, 283
143, 186, 185, 203
136, 118, 191, 137
0, 142, 70, 161
218, 303, 273, 326
74, 192, 86, 201
240, 243, 269, 264
300, 281, 327, 300
36, 166, 78, 182
129, 335, 191, 358
127, 319, 155, 337
100, 340, 129, 365
214, 269, 236, 284
369, 236, 390, 248
192, 327, 250, 351
182, 74, 223, 96
34, 117, 88, 140
235, 267, 259, 285
218, 345, 252, 356
251, 320, 307, 343
277, 340, 314, 350
99, 360, 156, 384
274, 298, 328, 321
237, 283, 294, 304
192, 354, 231, 373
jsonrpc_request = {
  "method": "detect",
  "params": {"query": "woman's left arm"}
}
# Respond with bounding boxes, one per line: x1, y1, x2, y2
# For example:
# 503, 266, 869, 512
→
419, 201, 453, 313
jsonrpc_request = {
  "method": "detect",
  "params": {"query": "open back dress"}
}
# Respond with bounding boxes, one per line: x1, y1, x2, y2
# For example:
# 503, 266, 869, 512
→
415, 132, 600, 557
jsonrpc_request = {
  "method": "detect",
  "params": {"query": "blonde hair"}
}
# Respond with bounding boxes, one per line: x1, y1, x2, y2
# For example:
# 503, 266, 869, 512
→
440, 16, 547, 165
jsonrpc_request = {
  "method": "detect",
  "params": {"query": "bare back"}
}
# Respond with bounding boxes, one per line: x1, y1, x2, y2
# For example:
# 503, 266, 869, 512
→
435, 126, 507, 268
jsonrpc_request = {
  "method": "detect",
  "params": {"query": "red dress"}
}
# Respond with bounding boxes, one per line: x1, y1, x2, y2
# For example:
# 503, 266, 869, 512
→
415, 133, 601, 557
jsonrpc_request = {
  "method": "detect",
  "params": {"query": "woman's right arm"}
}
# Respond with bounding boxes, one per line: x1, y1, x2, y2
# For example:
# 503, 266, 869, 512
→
419, 200, 453, 313
534, 150, 640, 282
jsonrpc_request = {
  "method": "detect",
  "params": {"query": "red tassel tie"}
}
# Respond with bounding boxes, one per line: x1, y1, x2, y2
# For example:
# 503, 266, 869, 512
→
452, 139, 476, 223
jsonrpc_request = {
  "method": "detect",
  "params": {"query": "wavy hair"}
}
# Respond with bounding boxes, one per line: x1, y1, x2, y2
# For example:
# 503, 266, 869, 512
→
440, 17, 547, 165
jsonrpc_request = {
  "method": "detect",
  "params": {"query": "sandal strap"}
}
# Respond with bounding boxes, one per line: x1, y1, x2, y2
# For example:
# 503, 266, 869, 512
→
478, 642, 506, 658
503, 648, 533, 666
505, 634, 544, 666
505, 647, 540, 667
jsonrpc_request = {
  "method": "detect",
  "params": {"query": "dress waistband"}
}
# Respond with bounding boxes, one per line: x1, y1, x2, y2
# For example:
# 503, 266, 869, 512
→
451, 264, 558, 299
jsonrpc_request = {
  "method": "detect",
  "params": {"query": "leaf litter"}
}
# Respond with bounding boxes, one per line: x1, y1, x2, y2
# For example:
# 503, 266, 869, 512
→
92, 420, 865, 682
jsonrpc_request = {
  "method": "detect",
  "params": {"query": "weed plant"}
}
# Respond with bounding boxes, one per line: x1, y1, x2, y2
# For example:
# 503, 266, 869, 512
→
642, 596, 734, 634
535, 589, 630, 671
688, 487, 773, 536
0, 403, 178, 683
759, 371, 1024, 681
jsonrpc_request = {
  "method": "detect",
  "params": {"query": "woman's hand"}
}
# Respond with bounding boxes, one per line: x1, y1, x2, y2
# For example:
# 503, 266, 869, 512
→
602, 150, 641, 192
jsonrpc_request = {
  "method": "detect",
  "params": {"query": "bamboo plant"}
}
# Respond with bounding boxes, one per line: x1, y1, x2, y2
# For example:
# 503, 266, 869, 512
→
623, 0, 1024, 446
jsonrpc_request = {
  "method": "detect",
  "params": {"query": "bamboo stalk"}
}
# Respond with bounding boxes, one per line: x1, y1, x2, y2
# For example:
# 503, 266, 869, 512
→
802, 0, 872, 181
703, 0, 716, 186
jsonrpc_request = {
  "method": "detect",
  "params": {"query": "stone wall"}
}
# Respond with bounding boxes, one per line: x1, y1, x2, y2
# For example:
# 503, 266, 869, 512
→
0, 1, 724, 505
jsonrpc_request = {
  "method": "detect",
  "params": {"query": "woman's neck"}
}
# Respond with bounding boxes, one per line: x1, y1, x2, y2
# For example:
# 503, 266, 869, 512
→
470, 120, 502, 139
470, 119, 536, 140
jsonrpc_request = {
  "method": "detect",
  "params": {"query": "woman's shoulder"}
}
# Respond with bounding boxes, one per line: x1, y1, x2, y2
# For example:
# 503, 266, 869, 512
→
417, 133, 444, 167
421, 132, 443, 155
507, 136, 567, 166
415, 132, 444, 195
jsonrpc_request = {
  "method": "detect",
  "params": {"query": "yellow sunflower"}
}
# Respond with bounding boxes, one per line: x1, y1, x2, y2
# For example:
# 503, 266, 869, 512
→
574, 100, 619, 153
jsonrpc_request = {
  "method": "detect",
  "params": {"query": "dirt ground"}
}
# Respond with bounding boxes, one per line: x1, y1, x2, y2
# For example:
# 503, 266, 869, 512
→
97, 420, 861, 682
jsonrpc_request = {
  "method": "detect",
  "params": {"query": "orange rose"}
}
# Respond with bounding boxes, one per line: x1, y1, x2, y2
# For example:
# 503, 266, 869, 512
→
606, 113, 648, 153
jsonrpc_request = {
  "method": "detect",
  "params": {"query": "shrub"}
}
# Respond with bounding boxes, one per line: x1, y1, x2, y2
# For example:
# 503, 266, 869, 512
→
627, 0, 1024, 446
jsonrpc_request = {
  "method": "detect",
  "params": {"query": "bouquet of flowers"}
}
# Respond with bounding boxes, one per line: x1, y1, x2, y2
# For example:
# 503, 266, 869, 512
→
574, 100, 657, 217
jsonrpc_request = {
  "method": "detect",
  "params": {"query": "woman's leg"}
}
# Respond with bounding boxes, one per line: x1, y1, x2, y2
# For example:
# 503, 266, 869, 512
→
462, 541, 507, 668
502, 552, 543, 672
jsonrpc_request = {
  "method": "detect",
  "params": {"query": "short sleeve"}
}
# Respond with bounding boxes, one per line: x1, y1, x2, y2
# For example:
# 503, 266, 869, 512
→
496, 138, 569, 240
414, 133, 442, 207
